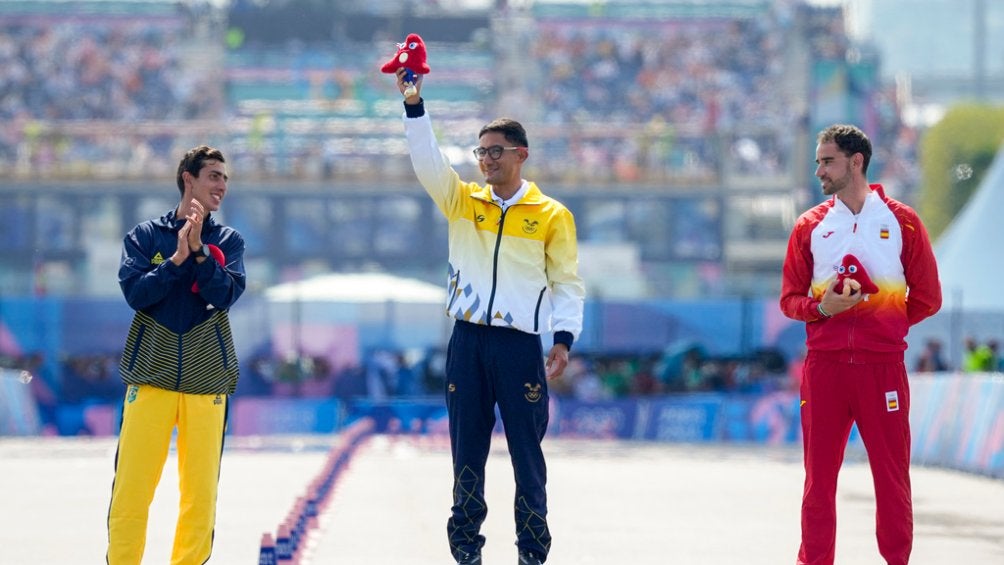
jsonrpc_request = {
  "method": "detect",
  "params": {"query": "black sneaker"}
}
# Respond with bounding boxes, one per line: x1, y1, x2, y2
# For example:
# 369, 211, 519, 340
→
518, 550, 543, 565
458, 551, 482, 564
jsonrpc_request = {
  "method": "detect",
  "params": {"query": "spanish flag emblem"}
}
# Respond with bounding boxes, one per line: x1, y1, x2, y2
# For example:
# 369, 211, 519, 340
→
885, 390, 899, 412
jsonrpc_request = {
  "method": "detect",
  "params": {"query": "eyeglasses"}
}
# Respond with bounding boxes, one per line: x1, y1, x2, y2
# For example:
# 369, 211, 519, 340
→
473, 145, 521, 161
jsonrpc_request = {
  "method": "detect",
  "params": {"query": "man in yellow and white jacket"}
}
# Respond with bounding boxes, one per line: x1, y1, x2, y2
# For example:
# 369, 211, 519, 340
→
395, 69, 584, 565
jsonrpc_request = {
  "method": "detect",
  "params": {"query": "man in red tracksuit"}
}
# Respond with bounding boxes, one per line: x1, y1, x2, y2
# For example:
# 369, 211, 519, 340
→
780, 124, 941, 565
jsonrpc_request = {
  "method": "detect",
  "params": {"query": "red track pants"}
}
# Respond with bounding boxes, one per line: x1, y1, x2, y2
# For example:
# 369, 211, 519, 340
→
797, 351, 912, 565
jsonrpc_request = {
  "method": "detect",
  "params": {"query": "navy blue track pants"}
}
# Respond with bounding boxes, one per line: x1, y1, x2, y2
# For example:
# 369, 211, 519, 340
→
445, 320, 551, 560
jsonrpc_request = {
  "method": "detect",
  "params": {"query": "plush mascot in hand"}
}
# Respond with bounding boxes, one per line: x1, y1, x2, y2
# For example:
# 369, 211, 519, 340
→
380, 33, 430, 98
191, 244, 225, 293
834, 254, 879, 295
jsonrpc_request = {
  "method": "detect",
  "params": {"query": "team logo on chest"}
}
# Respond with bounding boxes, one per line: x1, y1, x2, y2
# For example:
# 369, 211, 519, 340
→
522, 219, 539, 234
879, 224, 890, 239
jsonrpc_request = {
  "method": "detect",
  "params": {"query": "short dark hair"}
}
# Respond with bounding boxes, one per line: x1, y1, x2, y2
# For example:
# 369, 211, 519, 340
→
479, 118, 528, 148
817, 124, 871, 175
176, 145, 226, 195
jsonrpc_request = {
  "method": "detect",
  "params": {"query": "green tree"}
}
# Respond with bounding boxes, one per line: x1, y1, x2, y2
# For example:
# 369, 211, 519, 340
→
918, 105, 1004, 241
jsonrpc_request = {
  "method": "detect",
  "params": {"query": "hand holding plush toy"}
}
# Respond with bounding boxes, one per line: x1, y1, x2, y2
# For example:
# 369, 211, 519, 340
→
834, 254, 879, 295
380, 33, 430, 98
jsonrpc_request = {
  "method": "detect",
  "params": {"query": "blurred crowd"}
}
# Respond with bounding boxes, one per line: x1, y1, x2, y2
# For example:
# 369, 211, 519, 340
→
217, 345, 796, 403
238, 349, 430, 400
0, 9, 225, 177
7, 333, 1000, 417
0, 1, 917, 193
961, 337, 1002, 373
0, 1, 946, 436
0, 21, 196, 123
912, 336, 1002, 374
549, 347, 793, 401
3, 331, 1001, 436
528, 15, 793, 183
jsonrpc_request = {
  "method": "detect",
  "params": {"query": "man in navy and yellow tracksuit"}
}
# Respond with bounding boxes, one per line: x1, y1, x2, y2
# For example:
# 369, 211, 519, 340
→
393, 70, 585, 565
107, 145, 246, 565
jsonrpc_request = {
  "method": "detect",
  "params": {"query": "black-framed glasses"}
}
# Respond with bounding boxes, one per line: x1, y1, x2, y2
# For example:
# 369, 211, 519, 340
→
473, 145, 521, 161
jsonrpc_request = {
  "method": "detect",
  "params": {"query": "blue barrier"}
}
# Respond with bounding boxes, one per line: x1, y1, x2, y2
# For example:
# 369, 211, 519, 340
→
553, 393, 802, 444
7, 374, 1002, 478
344, 397, 448, 433
911, 373, 1004, 478
231, 397, 342, 435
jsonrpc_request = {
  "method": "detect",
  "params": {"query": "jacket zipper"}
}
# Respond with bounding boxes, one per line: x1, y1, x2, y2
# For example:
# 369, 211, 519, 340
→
175, 333, 183, 389
533, 287, 546, 332
485, 206, 506, 325
847, 217, 858, 357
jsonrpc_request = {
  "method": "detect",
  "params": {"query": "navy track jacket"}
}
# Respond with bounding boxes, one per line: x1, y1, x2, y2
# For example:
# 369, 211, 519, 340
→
118, 209, 246, 394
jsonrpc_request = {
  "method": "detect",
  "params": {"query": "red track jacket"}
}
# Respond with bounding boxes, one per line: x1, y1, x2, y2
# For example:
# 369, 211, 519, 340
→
780, 184, 942, 358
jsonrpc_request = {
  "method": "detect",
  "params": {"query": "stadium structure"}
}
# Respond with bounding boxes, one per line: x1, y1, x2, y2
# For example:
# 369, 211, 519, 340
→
3, 0, 1002, 414
0, 0, 906, 301
0, 2, 1002, 495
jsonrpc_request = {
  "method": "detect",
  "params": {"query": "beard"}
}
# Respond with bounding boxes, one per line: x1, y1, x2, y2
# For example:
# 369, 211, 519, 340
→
820, 166, 851, 196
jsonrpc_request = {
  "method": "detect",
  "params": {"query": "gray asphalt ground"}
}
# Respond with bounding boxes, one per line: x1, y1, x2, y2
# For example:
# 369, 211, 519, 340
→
2, 433, 1003, 565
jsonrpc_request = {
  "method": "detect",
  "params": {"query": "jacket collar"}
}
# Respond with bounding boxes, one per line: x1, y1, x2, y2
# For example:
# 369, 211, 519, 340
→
830, 183, 887, 215
472, 181, 546, 206
154, 208, 218, 230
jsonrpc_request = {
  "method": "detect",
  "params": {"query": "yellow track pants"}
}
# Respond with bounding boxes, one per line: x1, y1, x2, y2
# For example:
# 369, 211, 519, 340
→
106, 384, 228, 565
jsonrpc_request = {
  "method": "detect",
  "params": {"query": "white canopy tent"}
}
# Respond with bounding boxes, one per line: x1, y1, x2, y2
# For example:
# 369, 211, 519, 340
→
931, 142, 1004, 314
908, 143, 1004, 369
264, 272, 445, 304
229, 273, 451, 371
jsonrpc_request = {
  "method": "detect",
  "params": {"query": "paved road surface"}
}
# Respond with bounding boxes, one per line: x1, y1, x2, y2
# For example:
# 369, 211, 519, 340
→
2, 434, 1002, 564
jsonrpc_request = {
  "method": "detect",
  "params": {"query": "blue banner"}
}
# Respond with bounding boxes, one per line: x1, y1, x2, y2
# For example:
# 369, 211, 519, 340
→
554, 399, 639, 439
642, 396, 724, 442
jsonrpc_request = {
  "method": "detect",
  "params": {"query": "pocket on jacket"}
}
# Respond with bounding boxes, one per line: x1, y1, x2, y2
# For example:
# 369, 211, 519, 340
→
125, 323, 147, 372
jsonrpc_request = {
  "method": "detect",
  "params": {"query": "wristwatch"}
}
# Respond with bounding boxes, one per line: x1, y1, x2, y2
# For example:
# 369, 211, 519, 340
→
192, 244, 210, 259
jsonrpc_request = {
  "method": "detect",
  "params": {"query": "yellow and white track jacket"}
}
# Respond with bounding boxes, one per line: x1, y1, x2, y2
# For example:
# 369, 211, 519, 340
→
403, 108, 585, 346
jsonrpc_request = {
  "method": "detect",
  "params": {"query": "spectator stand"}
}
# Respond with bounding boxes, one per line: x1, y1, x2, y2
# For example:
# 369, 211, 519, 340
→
0, 0, 226, 180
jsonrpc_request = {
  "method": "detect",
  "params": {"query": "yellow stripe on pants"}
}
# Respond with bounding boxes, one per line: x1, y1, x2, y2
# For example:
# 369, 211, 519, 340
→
106, 384, 228, 565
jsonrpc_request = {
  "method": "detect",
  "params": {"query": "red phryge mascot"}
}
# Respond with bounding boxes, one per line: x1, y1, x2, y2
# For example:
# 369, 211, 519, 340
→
380, 33, 430, 98
834, 253, 880, 295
